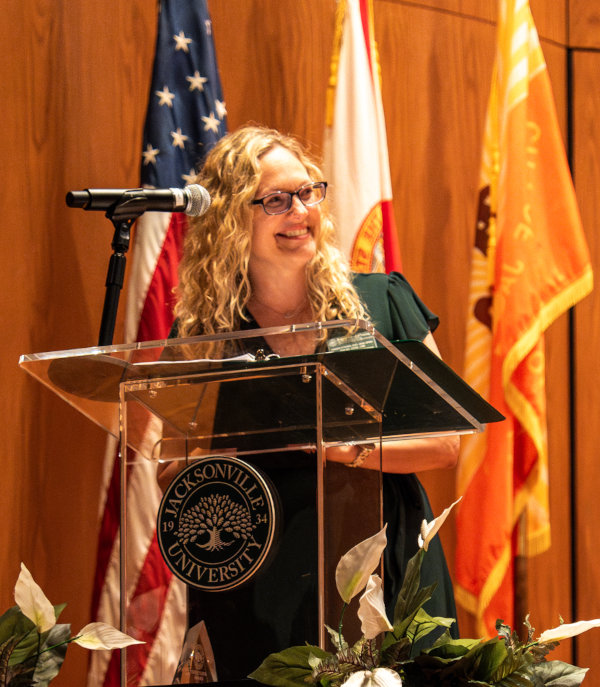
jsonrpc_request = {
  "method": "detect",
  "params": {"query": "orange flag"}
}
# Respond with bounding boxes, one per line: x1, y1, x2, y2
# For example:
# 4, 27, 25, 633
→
455, 0, 593, 637
323, 0, 401, 273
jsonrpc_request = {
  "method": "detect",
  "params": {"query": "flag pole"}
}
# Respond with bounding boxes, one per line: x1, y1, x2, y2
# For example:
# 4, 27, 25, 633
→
514, 511, 528, 639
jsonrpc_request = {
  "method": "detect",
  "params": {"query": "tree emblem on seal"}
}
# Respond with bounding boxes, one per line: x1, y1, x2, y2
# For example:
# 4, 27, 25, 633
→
177, 493, 253, 551
157, 455, 280, 591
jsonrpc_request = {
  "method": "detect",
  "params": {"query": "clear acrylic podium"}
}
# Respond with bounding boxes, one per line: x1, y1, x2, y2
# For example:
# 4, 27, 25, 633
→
19, 320, 502, 686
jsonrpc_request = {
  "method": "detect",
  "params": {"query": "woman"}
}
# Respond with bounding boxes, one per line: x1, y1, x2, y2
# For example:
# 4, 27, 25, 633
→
162, 124, 459, 677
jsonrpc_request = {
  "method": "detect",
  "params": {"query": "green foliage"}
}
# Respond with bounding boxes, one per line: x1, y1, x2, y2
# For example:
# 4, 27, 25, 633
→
250, 548, 591, 687
0, 606, 69, 687
32, 623, 70, 687
0, 608, 35, 654
405, 609, 455, 645
249, 645, 330, 687
531, 661, 588, 686
1, 635, 35, 686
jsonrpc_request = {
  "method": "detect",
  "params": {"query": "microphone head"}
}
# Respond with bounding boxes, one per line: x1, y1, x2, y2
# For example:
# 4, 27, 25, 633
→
185, 184, 211, 217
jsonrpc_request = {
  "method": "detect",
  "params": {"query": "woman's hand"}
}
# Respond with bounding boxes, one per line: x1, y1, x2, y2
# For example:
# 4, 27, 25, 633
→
326, 436, 459, 473
325, 329, 460, 473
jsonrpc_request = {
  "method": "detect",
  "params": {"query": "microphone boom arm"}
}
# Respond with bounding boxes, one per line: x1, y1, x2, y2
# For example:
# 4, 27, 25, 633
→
98, 198, 148, 347
67, 185, 209, 345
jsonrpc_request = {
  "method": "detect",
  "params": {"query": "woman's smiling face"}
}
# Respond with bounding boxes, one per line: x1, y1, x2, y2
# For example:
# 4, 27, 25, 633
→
249, 145, 321, 278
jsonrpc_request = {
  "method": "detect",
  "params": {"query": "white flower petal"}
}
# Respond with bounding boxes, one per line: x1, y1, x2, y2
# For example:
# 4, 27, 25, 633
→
74, 622, 145, 650
417, 519, 431, 549
14, 563, 56, 633
358, 575, 393, 640
335, 525, 388, 603
343, 671, 372, 687
343, 668, 402, 687
418, 498, 462, 551
539, 619, 600, 643
370, 668, 403, 687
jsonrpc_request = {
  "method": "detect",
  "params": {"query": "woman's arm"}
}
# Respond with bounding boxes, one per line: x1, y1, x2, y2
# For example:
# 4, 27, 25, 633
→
325, 331, 460, 473
324, 434, 459, 473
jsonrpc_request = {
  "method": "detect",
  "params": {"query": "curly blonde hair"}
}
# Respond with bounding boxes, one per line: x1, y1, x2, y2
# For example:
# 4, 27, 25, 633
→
175, 125, 367, 337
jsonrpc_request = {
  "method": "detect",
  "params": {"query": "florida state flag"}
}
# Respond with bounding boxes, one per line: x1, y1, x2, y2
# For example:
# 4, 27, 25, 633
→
323, 0, 401, 273
455, 0, 593, 637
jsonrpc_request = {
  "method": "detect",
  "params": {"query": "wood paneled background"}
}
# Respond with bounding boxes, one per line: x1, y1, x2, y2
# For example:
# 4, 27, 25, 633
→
1, 1, 599, 684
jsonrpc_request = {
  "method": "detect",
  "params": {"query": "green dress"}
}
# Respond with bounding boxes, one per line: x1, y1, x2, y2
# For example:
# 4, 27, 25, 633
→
351, 272, 458, 632
181, 271, 458, 680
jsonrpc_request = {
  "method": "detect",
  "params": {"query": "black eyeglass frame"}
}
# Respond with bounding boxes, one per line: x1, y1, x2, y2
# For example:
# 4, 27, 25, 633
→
251, 181, 328, 215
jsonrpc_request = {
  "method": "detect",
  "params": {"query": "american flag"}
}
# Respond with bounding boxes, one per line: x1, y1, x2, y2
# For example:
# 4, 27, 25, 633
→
88, 2, 226, 685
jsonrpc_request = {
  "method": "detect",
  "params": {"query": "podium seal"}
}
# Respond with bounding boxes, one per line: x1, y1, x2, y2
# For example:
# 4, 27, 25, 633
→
157, 456, 280, 591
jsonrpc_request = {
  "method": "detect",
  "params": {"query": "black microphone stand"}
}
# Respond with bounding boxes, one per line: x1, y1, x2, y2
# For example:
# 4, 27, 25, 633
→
98, 195, 150, 346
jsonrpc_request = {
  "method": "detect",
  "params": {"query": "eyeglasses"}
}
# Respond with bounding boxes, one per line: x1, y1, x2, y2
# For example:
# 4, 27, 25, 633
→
252, 181, 327, 215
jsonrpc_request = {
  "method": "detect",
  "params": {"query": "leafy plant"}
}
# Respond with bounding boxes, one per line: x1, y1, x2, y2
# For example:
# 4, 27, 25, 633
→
0, 564, 143, 687
250, 500, 599, 687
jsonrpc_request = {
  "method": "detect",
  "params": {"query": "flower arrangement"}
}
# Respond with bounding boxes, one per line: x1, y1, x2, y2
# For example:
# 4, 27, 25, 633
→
250, 500, 599, 687
0, 563, 143, 686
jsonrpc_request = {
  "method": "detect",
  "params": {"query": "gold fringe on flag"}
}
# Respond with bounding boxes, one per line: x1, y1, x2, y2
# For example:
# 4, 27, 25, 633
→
325, 0, 347, 128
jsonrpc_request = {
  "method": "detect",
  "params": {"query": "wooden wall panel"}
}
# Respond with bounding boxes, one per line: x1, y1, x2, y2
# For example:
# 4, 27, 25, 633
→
0, 2, 156, 686
375, 0, 496, 369
523, 41, 572, 661
530, 0, 568, 42
527, 317, 572, 662
569, 0, 600, 48
210, 0, 336, 147
378, 0, 566, 43
573, 49, 600, 672
374, 7, 496, 630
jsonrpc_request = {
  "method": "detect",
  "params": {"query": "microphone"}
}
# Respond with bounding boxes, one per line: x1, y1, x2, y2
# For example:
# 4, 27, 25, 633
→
65, 184, 211, 217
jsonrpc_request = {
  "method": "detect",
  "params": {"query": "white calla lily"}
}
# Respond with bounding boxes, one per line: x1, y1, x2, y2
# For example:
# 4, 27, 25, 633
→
343, 668, 402, 687
14, 563, 56, 633
417, 497, 462, 551
73, 622, 144, 650
335, 525, 388, 603
538, 619, 600, 643
358, 575, 393, 639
